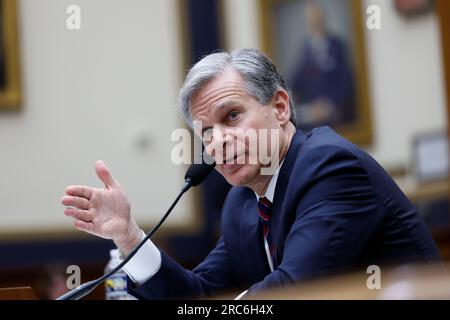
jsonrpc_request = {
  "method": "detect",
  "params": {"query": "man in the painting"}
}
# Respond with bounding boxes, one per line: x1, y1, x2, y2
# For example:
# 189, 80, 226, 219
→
290, 1, 356, 130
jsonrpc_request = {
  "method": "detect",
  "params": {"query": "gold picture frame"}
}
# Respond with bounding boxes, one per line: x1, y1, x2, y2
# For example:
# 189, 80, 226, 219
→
0, 0, 21, 110
435, 0, 450, 200
259, 0, 373, 145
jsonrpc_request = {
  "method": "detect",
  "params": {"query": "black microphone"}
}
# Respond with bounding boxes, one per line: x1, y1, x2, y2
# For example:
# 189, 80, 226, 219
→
182, 156, 216, 191
57, 160, 216, 300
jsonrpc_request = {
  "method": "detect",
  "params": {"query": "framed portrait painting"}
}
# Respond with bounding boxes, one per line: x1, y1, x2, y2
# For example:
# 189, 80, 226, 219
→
0, 0, 21, 110
259, 0, 373, 145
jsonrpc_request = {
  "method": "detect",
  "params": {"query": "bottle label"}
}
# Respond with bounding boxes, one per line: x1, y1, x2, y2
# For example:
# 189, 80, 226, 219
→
105, 273, 129, 299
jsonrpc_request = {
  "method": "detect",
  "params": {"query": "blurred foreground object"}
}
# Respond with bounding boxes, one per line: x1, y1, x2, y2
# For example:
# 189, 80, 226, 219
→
0, 287, 37, 300
219, 264, 450, 300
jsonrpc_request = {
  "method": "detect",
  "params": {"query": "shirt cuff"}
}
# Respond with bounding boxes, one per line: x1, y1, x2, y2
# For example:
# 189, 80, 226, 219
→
118, 230, 162, 285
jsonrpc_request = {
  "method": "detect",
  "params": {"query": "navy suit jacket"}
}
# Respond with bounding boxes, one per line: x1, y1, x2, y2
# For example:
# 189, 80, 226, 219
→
130, 127, 441, 299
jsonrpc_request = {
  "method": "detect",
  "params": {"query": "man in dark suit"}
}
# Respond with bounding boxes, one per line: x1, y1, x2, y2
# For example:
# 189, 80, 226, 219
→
62, 48, 441, 299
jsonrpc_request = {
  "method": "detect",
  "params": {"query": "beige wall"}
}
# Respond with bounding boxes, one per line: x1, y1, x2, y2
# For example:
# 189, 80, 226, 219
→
0, 0, 447, 236
0, 0, 194, 235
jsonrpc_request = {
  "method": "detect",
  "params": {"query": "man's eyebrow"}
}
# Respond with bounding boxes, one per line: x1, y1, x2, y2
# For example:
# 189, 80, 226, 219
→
215, 99, 241, 110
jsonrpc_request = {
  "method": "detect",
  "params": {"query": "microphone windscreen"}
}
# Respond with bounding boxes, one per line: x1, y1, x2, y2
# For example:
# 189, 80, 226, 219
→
185, 157, 216, 186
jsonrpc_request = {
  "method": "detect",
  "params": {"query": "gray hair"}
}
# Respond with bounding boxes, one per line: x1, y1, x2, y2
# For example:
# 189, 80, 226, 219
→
179, 48, 297, 127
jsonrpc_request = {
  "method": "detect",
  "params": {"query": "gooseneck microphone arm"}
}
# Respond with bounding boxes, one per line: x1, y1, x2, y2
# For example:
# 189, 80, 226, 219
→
57, 161, 215, 300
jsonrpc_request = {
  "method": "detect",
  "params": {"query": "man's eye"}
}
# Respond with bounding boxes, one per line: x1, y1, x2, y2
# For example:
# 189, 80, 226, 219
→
228, 111, 239, 121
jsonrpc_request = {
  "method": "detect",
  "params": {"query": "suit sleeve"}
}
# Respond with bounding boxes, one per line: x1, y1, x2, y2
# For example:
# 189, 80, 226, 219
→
246, 145, 383, 295
128, 235, 236, 299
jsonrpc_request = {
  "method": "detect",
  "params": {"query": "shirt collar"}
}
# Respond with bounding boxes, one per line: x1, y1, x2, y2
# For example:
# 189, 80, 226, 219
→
254, 159, 285, 203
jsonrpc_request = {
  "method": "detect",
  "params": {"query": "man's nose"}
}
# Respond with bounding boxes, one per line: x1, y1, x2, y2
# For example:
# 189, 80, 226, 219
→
205, 125, 232, 160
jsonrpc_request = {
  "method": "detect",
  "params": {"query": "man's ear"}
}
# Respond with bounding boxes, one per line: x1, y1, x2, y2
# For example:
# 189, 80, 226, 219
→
271, 89, 291, 125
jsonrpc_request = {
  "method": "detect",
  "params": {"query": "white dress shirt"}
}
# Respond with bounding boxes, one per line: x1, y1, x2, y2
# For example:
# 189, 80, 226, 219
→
118, 161, 284, 298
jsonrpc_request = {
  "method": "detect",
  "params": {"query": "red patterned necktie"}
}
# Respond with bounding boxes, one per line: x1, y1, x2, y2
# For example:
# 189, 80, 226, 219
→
257, 196, 275, 266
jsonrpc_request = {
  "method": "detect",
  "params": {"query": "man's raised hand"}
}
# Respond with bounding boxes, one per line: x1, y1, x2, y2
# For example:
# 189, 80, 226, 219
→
62, 160, 142, 255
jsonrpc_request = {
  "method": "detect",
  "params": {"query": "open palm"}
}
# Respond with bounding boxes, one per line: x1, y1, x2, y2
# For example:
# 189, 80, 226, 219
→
62, 161, 139, 246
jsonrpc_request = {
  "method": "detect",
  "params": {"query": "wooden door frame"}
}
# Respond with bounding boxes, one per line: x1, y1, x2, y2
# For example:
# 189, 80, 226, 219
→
436, 1, 449, 140
435, 1, 450, 199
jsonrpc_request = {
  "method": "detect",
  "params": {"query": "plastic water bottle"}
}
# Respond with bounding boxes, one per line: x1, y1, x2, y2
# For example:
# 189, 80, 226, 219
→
104, 249, 136, 300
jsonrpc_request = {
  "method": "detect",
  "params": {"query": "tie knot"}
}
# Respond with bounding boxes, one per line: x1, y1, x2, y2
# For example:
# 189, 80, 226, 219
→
257, 197, 272, 222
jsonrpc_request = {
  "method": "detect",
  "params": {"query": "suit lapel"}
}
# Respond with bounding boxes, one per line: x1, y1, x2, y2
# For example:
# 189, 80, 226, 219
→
271, 130, 307, 266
